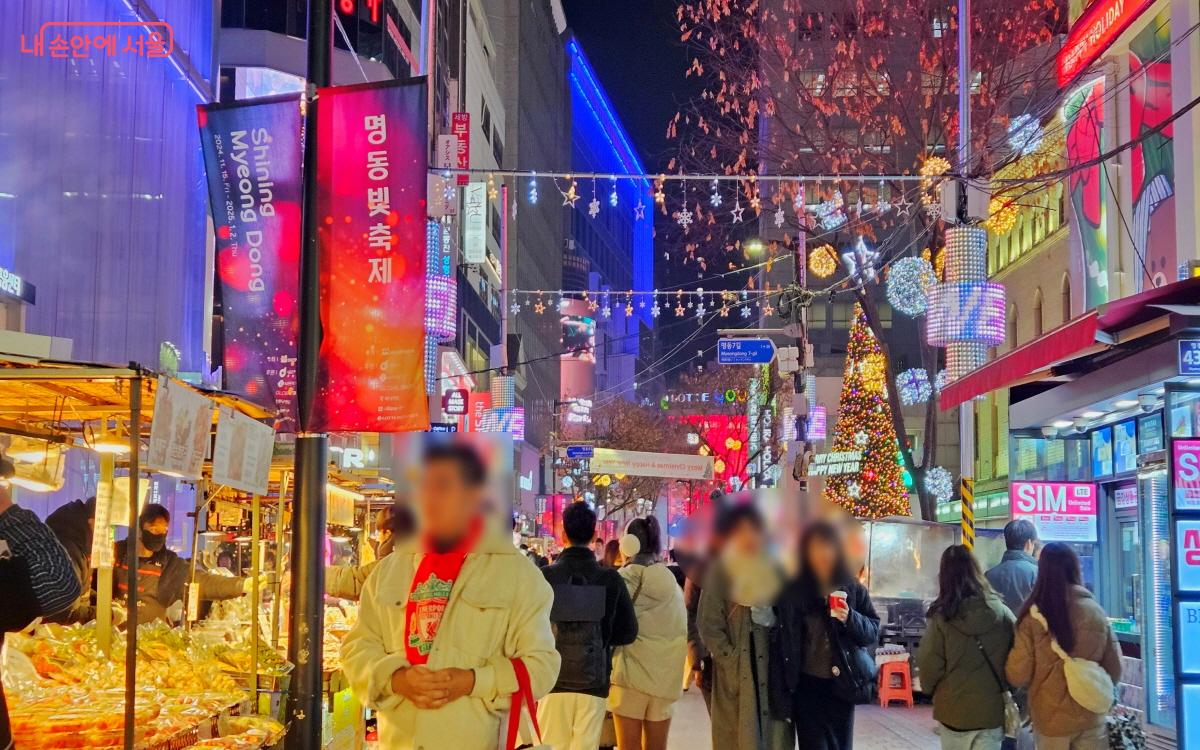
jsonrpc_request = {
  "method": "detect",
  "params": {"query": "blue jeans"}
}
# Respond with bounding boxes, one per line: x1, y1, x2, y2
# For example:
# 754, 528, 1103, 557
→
939, 725, 1004, 750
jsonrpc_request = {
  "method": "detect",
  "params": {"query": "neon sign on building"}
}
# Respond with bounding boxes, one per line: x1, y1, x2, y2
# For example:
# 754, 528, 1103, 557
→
1057, 0, 1156, 86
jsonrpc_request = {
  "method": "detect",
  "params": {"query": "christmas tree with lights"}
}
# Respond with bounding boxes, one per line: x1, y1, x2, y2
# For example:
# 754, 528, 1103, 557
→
825, 304, 910, 518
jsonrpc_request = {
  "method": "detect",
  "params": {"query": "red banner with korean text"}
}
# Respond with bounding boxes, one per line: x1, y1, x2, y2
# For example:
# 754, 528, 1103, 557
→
313, 78, 430, 432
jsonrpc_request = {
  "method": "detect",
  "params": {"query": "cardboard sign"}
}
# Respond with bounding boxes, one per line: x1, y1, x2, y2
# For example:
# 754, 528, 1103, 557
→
1176, 439, 1200, 510
211, 405, 275, 495
1010, 481, 1098, 542
146, 376, 212, 479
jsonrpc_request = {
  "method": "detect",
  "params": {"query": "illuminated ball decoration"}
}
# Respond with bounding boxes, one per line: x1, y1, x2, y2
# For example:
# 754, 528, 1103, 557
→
897, 368, 933, 405
886, 256, 937, 316
809, 244, 838, 279
925, 466, 954, 502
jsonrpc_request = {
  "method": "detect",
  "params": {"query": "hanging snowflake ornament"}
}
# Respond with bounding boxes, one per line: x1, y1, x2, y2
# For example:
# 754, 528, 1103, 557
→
609, 179, 619, 207
695, 303, 706, 318
601, 305, 612, 319
875, 182, 892, 214
740, 305, 752, 318
925, 467, 954, 502
675, 206, 694, 230
509, 302, 521, 316
651, 303, 661, 318
588, 197, 601, 218
897, 368, 933, 405
774, 205, 786, 228
886, 256, 937, 316
709, 179, 722, 207
841, 236, 880, 284
528, 175, 538, 204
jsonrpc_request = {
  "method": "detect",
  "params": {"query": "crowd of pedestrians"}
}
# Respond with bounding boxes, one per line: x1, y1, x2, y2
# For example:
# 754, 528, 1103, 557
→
918, 522, 1125, 750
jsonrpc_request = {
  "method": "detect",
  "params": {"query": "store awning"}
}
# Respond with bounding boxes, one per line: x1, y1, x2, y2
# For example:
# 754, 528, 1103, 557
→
940, 276, 1200, 410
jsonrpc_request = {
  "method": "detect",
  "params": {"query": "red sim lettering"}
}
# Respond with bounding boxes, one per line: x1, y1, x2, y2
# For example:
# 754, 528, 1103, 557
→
1186, 529, 1200, 566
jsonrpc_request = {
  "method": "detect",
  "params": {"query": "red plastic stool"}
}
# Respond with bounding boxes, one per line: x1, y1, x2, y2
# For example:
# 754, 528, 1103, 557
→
877, 660, 914, 707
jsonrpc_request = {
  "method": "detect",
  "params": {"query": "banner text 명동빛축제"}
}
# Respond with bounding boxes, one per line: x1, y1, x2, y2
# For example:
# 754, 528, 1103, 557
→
313, 78, 430, 432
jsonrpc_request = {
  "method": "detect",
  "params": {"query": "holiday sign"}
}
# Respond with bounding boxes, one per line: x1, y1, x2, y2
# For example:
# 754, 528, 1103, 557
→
1010, 481, 1098, 542
313, 79, 429, 432
1175, 440, 1200, 510
1057, 0, 1155, 86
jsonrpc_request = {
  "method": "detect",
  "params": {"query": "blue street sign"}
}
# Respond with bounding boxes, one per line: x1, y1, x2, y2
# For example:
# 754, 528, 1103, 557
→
718, 337, 777, 365
566, 444, 594, 459
1181, 340, 1200, 376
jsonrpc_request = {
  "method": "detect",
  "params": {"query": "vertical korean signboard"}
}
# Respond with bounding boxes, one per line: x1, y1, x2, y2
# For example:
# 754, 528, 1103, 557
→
313, 79, 430, 432
197, 96, 302, 431
451, 112, 470, 185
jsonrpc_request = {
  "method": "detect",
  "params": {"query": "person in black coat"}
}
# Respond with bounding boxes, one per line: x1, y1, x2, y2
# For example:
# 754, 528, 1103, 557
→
771, 520, 880, 750
45, 497, 97, 623
539, 502, 638, 750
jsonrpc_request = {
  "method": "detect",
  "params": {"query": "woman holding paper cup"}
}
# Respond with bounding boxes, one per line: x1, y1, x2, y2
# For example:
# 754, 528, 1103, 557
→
770, 520, 880, 750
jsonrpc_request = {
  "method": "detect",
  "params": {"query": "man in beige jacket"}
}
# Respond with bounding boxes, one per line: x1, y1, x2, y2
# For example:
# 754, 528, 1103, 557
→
342, 443, 560, 749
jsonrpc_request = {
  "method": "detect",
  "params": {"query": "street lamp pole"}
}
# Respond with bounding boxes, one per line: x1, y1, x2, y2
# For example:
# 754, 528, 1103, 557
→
284, 0, 332, 747
956, 0, 975, 489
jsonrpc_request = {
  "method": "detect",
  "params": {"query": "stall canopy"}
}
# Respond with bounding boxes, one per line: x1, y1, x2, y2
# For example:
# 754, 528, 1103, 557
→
940, 276, 1200, 410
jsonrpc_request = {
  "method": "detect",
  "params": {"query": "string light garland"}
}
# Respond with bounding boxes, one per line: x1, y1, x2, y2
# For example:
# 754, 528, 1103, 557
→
886, 256, 937, 316
825, 304, 910, 519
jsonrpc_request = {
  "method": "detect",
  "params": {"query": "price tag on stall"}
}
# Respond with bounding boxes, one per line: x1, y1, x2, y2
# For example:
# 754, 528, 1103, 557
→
186, 581, 200, 623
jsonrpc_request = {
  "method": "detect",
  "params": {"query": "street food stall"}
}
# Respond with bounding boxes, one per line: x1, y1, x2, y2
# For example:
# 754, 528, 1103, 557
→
0, 356, 284, 749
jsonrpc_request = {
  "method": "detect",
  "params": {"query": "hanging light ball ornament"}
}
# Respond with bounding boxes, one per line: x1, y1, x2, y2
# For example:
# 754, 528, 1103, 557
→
809, 244, 838, 279
925, 466, 954, 502
886, 256, 937, 316
897, 368, 933, 405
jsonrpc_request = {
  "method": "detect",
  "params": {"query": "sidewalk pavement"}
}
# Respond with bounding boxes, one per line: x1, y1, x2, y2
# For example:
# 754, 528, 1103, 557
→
666, 688, 940, 749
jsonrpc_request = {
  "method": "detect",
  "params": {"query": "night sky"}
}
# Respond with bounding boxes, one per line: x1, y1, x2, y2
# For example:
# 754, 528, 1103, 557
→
561, 0, 694, 172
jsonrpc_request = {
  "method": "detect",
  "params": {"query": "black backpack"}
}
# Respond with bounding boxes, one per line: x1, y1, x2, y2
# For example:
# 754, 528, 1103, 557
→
549, 575, 607, 693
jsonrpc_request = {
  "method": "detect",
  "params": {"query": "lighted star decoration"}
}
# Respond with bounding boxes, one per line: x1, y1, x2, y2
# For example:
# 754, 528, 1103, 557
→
847, 481, 862, 499
533, 301, 546, 314
719, 305, 729, 317
488, 183, 499, 201
773, 206, 786, 228
675, 207, 694, 230
634, 201, 646, 221
625, 304, 634, 316
894, 195, 912, 217
854, 430, 869, 448
562, 183, 579, 207
675, 304, 686, 317
763, 302, 775, 316
841, 236, 880, 284
731, 201, 745, 223
654, 183, 665, 205
749, 193, 761, 212
588, 197, 601, 218
587, 298, 599, 312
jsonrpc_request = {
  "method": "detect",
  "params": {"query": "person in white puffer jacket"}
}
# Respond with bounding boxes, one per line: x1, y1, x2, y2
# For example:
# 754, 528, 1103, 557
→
609, 516, 687, 750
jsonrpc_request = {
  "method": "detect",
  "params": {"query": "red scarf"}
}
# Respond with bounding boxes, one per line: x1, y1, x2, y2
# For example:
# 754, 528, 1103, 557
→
404, 518, 483, 665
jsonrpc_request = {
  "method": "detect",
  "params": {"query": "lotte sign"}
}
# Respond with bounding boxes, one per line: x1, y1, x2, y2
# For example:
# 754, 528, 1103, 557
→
1057, 0, 1155, 87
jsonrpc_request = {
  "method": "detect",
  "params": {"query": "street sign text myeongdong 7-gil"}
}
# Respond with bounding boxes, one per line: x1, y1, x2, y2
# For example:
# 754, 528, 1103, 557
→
717, 338, 776, 365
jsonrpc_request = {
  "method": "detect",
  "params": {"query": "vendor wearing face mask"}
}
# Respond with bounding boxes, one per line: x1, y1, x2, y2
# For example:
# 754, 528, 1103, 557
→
114, 503, 251, 623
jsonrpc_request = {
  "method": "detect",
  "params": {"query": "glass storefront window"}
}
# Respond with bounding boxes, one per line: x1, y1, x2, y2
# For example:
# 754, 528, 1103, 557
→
1169, 390, 1200, 437
1010, 435, 1091, 482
